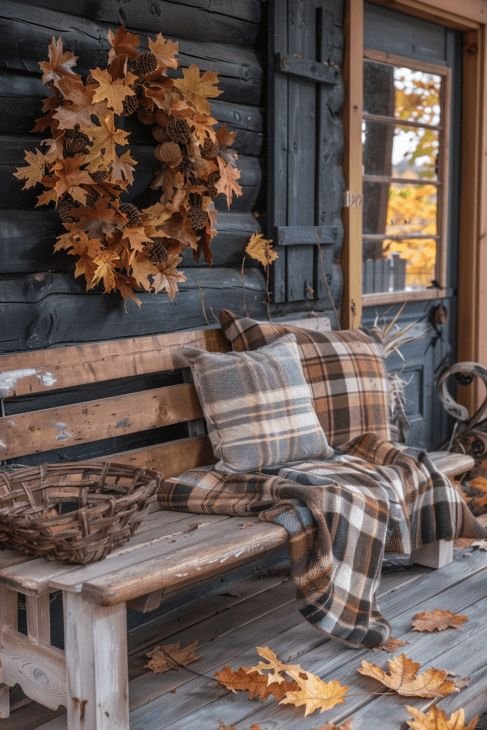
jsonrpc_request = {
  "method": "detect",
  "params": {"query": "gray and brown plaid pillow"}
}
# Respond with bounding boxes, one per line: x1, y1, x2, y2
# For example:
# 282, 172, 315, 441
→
219, 311, 391, 447
183, 335, 333, 473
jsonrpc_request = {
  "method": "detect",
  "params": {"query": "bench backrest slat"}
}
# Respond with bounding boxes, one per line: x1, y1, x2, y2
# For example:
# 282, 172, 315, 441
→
0, 316, 331, 472
0, 328, 228, 398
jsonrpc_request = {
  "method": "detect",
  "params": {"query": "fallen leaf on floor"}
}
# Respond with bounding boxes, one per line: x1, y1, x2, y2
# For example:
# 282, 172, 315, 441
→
217, 724, 261, 730
183, 522, 201, 533
249, 646, 349, 716
313, 723, 353, 730
145, 640, 200, 673
411, 609, 469, 632
358, 653, 462, 698
216, 666, 298, 701
373, 637, 407, 653
406, 704, 478, 729
216, 646, 348, 717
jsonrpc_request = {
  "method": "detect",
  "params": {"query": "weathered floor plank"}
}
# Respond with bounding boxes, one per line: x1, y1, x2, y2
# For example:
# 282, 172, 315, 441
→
6, 549, 487, 730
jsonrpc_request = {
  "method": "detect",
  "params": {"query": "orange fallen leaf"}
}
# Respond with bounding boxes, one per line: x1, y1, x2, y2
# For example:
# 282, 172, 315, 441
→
314, 723, 352, 730
217, 724, 261, 730
358, 654, 461, 698
411, 609, 469, 632
373, 637, 407, 653
215, 666, 298, 701
248, 646, 348, 717
145, 640, 200, 674
406, 704, 478, 730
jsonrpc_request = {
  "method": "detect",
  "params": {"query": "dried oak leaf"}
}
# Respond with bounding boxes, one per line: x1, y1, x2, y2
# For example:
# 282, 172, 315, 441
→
174, 64, 222, 114
14, 149, 48, 189
148, 33, 179, 72
215, 158, 242, 209
91, 67, 138, 115
107, 26, 140, 62
39, 37, 78, 86
412, 609, 469, 633
358, 654, 461, 698
145, 640, 200, 674
248, 646, 348, 717
406, 704, 478, 730
373, 637, 408, 653
245, 232, 278, 268
215, 667, 298, 701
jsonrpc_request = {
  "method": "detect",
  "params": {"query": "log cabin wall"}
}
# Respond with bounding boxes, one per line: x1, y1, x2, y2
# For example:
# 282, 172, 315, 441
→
0, 0, 345, 352
0, 0, 270, 351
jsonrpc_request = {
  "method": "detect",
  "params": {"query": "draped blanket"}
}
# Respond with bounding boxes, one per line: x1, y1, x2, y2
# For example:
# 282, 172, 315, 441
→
158, 434, 485, 648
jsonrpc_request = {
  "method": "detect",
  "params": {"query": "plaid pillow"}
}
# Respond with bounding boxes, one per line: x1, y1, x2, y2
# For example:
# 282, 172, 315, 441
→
183, 335, 333, 473
219, 310, 391, 447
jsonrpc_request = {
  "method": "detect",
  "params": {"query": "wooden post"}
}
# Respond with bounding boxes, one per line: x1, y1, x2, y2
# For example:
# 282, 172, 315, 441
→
26, 593, 51, 644
342, 0, 364, 328
0, 587, 17, 718
411, 539, 454, 569
63, 593, 129, 730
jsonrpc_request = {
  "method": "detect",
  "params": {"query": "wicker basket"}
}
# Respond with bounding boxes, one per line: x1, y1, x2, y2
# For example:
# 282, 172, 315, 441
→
0, 462, 162, 564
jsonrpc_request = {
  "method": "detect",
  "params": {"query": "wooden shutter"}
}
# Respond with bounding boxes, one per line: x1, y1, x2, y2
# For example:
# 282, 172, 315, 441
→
268, 0, 342, 305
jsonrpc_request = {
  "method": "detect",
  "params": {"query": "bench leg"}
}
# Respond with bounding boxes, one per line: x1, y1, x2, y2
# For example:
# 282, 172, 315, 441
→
0, 587, 17, 719
64, 593, 129, 730
411, 539, 454, 568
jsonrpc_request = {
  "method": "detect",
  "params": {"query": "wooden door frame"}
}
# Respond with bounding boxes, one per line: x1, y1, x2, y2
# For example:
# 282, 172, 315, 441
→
343, 0, 487, 409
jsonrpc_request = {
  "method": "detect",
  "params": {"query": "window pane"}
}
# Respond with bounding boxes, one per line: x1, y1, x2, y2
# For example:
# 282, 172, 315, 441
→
363, 121, 439, 180
363, 181, 437, 237
363, 239, 437, 293
364, 61, 442, 126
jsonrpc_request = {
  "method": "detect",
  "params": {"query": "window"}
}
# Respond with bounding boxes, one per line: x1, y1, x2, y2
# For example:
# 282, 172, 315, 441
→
361, 50, 450, 301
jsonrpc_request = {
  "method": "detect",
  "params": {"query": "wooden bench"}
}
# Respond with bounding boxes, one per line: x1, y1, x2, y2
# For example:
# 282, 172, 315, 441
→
0, 321, 474, 729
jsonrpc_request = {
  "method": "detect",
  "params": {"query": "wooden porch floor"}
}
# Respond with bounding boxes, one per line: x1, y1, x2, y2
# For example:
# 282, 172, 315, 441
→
3, 547, 487, 730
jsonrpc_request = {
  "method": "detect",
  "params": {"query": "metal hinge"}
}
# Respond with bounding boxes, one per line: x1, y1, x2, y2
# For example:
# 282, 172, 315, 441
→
343, 191, 363, 208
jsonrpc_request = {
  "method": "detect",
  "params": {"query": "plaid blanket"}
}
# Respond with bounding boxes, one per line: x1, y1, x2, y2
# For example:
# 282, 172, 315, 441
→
158, 434, 485, 648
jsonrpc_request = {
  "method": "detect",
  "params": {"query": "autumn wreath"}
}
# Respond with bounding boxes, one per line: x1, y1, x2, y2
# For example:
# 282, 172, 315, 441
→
14, 27, 242, 302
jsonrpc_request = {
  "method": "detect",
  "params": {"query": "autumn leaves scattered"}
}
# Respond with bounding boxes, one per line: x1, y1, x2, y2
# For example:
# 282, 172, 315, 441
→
15, 28, 242, 302
147, 607, 476, 728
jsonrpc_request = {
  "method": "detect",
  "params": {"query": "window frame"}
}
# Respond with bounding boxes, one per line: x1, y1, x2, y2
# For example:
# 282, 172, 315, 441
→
361, 48, 452, 306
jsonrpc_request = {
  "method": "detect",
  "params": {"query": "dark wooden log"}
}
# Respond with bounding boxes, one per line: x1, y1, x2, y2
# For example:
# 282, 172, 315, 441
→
1, 135, 263, 212
0, 210, 260, 272
276, 225, 338, 246
0, 268, 267, 352
18, 0, 262, 48
0, 73, 264, 156
0, 1, 263, 105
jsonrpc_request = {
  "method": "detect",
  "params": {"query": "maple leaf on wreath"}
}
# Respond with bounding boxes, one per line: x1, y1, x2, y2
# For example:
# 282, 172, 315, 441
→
32, 95, 59, 133
91, 248, 121, 293
148, 33, 179, 73
86, 113, 130, 170
107, 26, 140, 62
358, 653, 462, 698
52, 155, 93, 204
75, 197, 120, 237
14, 149, 48, 189
121, 226, 153, 253
216, 157, 242, 208
39, 37, 78, 86
90, 67, 138, 115
151, 255, 186, 299
406, 704, 478, 730
54, 76, 100, 130
174, 64, 222, 114
111, 149, 137, 185
216, 124, 237, 149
